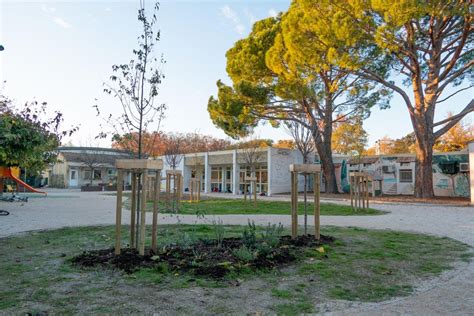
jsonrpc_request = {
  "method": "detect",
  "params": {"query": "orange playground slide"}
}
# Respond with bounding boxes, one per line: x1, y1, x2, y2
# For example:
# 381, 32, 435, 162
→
0, 167, 47, 195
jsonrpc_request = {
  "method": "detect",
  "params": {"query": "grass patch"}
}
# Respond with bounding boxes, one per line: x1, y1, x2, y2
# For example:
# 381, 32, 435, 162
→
123, 194, 384, 216
0, 225, 471, 314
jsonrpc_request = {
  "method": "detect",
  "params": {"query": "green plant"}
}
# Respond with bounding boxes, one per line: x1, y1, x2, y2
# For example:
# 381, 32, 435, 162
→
211, 218, 225, 247
242, 220, 257, 249
261, 223, 284, 248
256, 242, 272, 257
176, 232, 194, 248
232, 245, 255, 263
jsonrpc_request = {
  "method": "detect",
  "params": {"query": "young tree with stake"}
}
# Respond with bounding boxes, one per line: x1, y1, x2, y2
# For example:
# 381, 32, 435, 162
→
285, 117, 315, 234
100, 1, 165, 247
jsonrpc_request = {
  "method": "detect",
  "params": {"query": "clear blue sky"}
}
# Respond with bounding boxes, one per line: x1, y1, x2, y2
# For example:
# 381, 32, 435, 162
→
0, 0, 472, 148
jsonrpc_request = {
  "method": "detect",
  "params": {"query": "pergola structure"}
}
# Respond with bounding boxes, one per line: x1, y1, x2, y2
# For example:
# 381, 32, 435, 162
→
349, 172, 371, 211
115, 159, 163, 256
289, 164, 321, 240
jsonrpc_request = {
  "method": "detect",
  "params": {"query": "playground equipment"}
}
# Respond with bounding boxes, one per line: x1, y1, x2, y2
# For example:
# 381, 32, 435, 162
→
189, 178, 201, 202
0, 166, 47, 196
349, 172, 371, 211
114, 159, 163, 256
289, 164, 321, 240
165, 170, 182, 211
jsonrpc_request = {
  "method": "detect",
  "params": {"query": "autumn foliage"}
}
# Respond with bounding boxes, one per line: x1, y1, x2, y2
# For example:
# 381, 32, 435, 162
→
112, 132, 231, 157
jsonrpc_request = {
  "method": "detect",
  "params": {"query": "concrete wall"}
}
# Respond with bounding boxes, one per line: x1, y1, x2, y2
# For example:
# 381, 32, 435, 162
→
268, 147, 303, 195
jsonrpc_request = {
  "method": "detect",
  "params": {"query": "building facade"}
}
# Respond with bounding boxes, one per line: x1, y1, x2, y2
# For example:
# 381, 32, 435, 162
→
160, 147, 309, 196
48, 146, 470, 198
160, 148, 470, 198
49, 147, 133, 189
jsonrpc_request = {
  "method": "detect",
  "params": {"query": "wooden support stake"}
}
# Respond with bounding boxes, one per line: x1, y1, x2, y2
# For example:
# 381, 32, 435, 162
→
177, 175, 182, 209
357, 176, 361, 210
244, 181, 247, 201
291, 171, 298, 239
198, 181, 201, 201
139, 170, 148, 256
166, 174, 170, 208
366, 179, 370, 208
362, 177, 366, 209
114, 169, 124, 255
350, 175, 353, 210
130, 173, 137, 248
253, 180, 257, 207
151, 171, 160, 252
314, 171, 321, 240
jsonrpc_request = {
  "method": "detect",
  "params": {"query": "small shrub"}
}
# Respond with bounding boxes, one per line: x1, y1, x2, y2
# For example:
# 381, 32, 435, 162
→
242, 220, 257, 249
232, 245, 255, 262
211, 218, 225, 247
261, 223, 284, 248
256, 242, 272, 257
176, 232, 194, 248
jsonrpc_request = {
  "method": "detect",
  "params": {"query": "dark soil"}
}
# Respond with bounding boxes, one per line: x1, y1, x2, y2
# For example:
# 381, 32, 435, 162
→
72, 234, 334, 278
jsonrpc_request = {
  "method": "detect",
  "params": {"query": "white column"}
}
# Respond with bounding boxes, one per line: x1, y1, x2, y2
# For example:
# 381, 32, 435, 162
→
233, 150, 239, 195
204, 152, 210, 193
469, 142, 474, 205
267, 147, 272, 196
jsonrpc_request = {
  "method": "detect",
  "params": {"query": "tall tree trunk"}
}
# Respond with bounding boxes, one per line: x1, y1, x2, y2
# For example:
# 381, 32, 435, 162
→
414, 136, 435, 198
411, 86, 436, 198
309, 113, 338, 194
315, 140, 338, 194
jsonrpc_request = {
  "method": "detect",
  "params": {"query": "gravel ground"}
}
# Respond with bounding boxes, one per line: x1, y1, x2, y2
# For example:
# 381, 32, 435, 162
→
1, 189, 473, 314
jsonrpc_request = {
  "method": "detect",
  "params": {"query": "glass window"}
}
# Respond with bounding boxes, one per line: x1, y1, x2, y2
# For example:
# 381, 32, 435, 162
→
93, 170, 102, 180
399, 169, 413, 183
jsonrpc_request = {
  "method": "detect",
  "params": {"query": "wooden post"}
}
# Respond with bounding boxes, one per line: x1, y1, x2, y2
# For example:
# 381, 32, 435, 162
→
177, 174, 182, 209
115, 169, 124, 255
197, 180, 201, 201
139, 170, 148, 256
356, 176, 362, 210
291, 171, 298, 239
362, 176, 366, 209
151, 171, 160, 252
244, 180, 247, 201
253, 180, 257, 207
166, 174, 170, 208
350, 174, 353, 210
130, 173, 137, 249
176, 174, 179, 206
366, 178, 370, 208
314, 171, 321, 240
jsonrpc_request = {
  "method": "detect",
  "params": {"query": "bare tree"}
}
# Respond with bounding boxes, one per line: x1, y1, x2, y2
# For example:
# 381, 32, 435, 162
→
239, 137, 266, 205
164, 133, 184, 170
98, 1, 165, 247
285, 119, 315, 234
79, 148, 102, 185
100, 1, 165, 160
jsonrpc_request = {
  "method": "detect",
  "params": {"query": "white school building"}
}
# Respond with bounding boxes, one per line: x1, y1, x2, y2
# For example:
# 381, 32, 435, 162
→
159, 147, 471, 199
